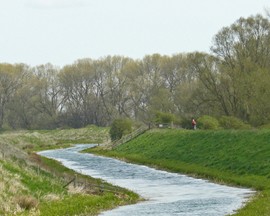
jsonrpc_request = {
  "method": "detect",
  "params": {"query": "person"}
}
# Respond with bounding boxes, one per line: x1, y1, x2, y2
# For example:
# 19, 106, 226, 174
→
192, 118, 197, 130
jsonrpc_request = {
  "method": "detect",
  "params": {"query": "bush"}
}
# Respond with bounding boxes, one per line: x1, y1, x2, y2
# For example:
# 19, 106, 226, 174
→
258, 123, 270, 129
154, 111, 175, 124
109, 118, 132, 141
218, 116, 251, 129
197, 115, 219, 130
15, 195, 38, 210
179, 117, 193, 129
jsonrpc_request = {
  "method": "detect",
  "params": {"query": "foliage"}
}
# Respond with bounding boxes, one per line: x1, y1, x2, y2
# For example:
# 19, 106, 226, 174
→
197, 115, 219, 129
109, 118, 132, 141
154, 111, 175, 124
259, 124, 270, 129
0, 15, 270, 129
180, 117, 196, 129
188, 15, 270, 126
218, 116, 252, 129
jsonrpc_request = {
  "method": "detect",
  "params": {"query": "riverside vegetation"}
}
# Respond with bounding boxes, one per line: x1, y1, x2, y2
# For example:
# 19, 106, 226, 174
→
0, 126, 140, 216
0, 15, 270, 131
2, 125, 270, 215
1, 11, 270, 216
87, 128, 270, 216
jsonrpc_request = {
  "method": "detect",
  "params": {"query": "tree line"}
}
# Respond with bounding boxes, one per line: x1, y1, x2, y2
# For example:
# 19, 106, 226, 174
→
1, 14, 270, 129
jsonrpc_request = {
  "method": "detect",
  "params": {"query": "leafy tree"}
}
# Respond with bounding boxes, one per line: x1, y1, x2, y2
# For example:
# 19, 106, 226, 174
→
188, 52, 225, 115
58, 59, 96, 127
187, 15, 270, 126
6, 75, 38, 129
29, 64, 63, 128
1, 14, 270, 129
211, 14, 270, 124
109, 118, 132, 141
149, 88, 174, 113
101, 56, 133, 120
0, 63, 29, 128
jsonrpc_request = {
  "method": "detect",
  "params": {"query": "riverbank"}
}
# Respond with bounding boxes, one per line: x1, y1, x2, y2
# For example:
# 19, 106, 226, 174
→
0, 127, 140, 215
42, 144, 252, 216
86, 129, 270, 216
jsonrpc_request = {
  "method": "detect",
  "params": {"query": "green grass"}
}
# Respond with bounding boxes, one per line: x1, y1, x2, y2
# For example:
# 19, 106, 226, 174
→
38, 192, 136, 216
87, 129, 270, 215
0, 126, 140, 216
0, 126, 110, 152
2, 160, 65, 196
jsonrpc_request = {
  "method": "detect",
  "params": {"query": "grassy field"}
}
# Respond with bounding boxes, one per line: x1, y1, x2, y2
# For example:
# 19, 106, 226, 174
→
0, 126, 140, 216
87, 128, 270, 216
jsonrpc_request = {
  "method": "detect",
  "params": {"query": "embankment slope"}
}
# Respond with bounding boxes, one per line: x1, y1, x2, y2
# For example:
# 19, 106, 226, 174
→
91, 129, 270, 216
0, 127, 139, 216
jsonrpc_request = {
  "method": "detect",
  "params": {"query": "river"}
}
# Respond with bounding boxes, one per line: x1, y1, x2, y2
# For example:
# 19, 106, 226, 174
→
39, 144, 253, 216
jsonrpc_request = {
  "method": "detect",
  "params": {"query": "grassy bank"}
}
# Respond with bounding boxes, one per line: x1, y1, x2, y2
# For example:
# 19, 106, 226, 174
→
87, 129, 270, 215
0, 126, 140, 216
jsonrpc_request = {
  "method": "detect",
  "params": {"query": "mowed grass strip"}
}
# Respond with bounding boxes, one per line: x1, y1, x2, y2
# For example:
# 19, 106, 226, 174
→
88, 129, 270, 215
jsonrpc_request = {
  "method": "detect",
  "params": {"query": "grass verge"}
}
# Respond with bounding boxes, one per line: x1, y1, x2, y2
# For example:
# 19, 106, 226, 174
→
0, 126, 140, 215
86, 129, 270, 215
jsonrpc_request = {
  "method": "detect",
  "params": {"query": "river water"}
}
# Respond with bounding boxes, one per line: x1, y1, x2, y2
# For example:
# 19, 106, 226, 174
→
39, 144, 253, 216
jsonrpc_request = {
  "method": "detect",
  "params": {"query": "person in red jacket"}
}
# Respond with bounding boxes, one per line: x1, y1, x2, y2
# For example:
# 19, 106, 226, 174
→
192, 118, 197, 130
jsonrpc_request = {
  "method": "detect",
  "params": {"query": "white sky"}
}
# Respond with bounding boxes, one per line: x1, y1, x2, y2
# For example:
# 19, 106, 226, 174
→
1, 0, 269, 67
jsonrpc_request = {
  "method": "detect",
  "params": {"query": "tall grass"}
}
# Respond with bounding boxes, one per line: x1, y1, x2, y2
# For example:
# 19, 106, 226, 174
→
0, 126, 140, 215
0, 126, 110, 152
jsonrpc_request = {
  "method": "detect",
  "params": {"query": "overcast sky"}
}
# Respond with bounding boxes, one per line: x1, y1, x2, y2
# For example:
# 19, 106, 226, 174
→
1, 0, 269, 67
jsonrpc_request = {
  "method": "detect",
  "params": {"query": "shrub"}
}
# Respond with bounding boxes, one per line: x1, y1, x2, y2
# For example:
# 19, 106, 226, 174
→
218, 116, 251, 129
197, 115, 219, 130
15, 195, 38, 210
180, 117, 193, 129
154, 111, 175, 124
109, 118, 132, 141
258, 123, 270, 129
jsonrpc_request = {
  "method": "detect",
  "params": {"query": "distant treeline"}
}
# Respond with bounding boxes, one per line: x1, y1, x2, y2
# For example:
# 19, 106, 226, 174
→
1, 14, 270, 129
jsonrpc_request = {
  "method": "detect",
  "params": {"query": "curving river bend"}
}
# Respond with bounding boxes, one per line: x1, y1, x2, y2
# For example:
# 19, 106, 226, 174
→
39, 144, 253, 216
